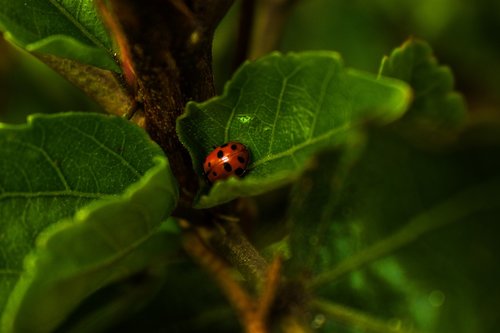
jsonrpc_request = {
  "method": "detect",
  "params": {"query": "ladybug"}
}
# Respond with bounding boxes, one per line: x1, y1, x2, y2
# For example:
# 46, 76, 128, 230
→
203, 141, 250, 183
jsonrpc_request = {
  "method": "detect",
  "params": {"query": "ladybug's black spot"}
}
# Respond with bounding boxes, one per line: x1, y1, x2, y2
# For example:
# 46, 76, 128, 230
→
223, 163, 233, 172
217, 150, 224, 158
208, 162, 211, 167
235, 168, 244, 176
212, 171, 218, 176
237, 156, 245, 164
220, 143, 228, 148
231, 144, 237, 150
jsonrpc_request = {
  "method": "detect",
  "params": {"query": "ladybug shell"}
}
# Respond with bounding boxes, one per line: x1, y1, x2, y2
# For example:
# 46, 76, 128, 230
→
203, 142, 250, 183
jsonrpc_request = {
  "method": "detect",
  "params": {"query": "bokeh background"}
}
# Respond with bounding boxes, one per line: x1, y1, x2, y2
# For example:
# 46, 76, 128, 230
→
214, 0, 500, 114
1, 0, 499, 124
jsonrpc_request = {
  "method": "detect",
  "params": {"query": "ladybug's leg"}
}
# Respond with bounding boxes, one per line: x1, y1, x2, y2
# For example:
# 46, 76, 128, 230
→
202, 171, 212, 185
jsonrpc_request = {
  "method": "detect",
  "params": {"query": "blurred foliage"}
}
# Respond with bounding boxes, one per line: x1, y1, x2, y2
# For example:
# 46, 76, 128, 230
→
2, 0, 499, 123
0, 37, 102, 124
214, 0, 500, 111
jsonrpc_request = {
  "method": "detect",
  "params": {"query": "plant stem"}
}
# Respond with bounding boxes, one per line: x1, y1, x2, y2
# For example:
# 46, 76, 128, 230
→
184, 221, 312, 332
311, 299, 421, 333
249, 0, 298, 60
184, 227, 280, 333
257, 256, 282, 319
211, 218, 269, 285
310, 178, 500, 289
104, 0, 235, 206
233, 0, 256, 69
182, 230, 258, 331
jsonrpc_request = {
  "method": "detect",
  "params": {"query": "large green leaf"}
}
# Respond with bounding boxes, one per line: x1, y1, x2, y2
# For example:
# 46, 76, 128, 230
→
177, 51, 411, 208
0, 0, 118, 71
286, 121, 500, 333
0, 113, 179, 332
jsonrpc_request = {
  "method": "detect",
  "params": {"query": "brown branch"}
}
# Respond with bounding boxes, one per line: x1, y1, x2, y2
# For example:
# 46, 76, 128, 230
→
184, 228, 291, 333
183, 218, 309, 333
102, 0, 235, 206
256, 256, 282, 324
183, 230, 254, 314
95, 0, 136, 91
183, 229, 262, 333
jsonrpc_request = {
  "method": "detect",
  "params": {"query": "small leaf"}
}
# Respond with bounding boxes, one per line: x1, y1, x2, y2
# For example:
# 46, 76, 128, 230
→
379, 39, 466, 129
177, 51, 411, 208
0, 113, 179, 332
0, 0, 118, 71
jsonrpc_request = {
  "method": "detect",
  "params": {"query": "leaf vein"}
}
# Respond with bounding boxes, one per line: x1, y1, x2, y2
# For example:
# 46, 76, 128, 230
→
8, 140, 70, 191
47, 0, 111, 55
62, 121, 141, 179
309, 64, 336, 140
268, 65, 305, 154
225, 73, 251, 142
251, 123, 350, 168
0, 191, 110, 202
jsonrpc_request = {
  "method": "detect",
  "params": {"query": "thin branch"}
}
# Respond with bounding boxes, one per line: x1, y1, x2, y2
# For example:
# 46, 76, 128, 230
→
310, 177, 500, 289
256, 256, 282, 320
182, 230, 257, 329
184, 218, 311, 332
233, 0, 256, 69
95, 0, 136, 91
211, 218, 268, 285
184, 226, 278, 333
249, 0, 298, 60
312, 299, 423, 333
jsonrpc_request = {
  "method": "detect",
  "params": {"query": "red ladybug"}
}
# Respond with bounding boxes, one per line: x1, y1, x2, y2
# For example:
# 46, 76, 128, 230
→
203, 141, 250, 183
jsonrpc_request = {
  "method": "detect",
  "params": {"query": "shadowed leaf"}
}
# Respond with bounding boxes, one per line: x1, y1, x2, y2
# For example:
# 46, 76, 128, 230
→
0, 113, 178, 332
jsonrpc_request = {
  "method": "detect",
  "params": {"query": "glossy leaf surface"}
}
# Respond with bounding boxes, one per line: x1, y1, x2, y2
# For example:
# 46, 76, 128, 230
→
0, 0, 118, 71
178, 52, 411, 207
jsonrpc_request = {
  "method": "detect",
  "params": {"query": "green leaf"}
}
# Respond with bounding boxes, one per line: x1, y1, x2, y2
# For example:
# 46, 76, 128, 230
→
177, 51, 411, 208
286, 121, 500, 333
0, 113, 179, 333
0, 0, 118, 72
52, 222, 178, 333
379, 39, 466, 129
